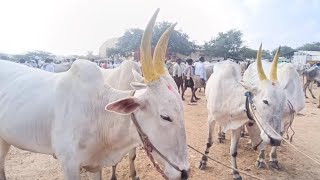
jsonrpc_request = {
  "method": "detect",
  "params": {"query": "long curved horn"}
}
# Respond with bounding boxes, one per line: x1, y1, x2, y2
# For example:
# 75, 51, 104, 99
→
153, 23, 177, 75
140, 9, 160, 83
257, 43, 268, 81
270, 46, 281, 81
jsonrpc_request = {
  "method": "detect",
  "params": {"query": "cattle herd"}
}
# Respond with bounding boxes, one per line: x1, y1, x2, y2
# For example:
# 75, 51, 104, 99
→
0, 9, 320, 180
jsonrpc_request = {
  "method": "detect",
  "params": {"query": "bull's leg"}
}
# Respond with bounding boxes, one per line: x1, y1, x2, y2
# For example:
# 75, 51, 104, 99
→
303, 81, 309, 98
87, 170, 102, 180
111, 165, 117, 180
217, 126, 225, 143
199, 116, 215, 170
61, 159, 81, 180
230, 128, 242, 180
318, 95, 320, 108
129, 148, 139, 180
0, 139, 10, 180
307, 82, 316, 99
255, 150, 267, 168
269, 146, 281, 169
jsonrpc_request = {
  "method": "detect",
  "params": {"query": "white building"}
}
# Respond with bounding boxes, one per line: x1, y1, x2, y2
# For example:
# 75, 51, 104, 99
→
292, 51, 320, 64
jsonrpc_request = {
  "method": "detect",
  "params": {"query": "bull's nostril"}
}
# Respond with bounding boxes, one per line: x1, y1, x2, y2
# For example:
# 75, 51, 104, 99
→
181, 169, 189, 180
270, 137, 275, 145
269, 137, 281, 146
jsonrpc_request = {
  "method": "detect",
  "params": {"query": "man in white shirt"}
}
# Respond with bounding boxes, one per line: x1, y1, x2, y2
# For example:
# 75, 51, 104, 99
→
41, 59, 55, 72
193, 56, 207, 99
172, 58, 185, 94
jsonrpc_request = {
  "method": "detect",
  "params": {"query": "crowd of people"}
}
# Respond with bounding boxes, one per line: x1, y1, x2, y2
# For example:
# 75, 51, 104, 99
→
96, 61, 121, 69
172, 56, 208, 104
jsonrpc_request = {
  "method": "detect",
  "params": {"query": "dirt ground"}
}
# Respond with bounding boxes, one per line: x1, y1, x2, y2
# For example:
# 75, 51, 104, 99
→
5, 86, 320, 180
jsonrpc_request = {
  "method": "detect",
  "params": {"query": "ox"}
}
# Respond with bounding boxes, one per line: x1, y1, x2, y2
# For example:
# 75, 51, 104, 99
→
243, 51, 305, 170
302, 66, 320, 99
199, 45, 286, 180
0, 9, 189, 180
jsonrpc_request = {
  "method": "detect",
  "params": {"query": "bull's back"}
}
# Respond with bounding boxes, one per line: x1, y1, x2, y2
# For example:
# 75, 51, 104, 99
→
0, 61, 58, 154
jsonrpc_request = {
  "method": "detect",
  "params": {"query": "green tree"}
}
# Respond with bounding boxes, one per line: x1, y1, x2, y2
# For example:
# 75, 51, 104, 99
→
240, 47, 257, 59
204, 29, 243, 59
271, 46, 295, 58
297, 42, 320, 51
106, 22, 196, 57
152, 21, 196, 56
261, 50, 272, 59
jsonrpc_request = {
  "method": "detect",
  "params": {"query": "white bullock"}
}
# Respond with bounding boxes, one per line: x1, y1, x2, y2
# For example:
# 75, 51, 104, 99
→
199, 45, 286, 180
243, 53, 305, 169
0, 9, 189, 180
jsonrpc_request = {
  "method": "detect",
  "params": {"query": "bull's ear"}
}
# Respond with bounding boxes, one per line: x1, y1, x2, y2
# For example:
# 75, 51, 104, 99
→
130, 82, 147, 90
105, 97, 141, 115
132, 69, 144, 83
239, 81, 258, 94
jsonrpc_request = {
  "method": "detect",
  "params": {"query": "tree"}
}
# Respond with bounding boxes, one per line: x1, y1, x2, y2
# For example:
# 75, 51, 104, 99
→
261, 50, 272, 59
204, 29, 243, 59
0, 53, 9, 60
11, 50, 55, 62
106, 22, 196, 58
113, 28, 143, 57
152, 21, 196, 56
297, 42, 320, 51
240, 47, 257, 59
271, 46, 295, 58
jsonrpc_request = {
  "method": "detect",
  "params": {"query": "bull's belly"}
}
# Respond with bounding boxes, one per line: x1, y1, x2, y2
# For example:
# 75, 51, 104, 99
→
0, 112, 53, 155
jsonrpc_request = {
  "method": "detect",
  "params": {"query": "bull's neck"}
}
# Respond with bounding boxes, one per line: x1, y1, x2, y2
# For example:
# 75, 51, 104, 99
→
97, 87, 141, 153
229, 83, 249, 119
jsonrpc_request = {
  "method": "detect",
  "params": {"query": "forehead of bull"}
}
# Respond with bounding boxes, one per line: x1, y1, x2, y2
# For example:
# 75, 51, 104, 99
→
143, 78, 183, 109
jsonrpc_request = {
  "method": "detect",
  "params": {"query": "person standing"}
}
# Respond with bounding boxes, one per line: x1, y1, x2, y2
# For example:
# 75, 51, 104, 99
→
194, 56, 207, 99
182, 59, 197, 103
172, 58, 184, 93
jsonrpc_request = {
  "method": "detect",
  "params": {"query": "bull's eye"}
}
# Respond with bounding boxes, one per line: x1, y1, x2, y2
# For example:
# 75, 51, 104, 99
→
160, 115, 172, 122
263, 100, 269, 105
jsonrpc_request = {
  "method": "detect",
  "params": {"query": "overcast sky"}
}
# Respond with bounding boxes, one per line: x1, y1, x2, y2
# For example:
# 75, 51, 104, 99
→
0, 0, 319, 55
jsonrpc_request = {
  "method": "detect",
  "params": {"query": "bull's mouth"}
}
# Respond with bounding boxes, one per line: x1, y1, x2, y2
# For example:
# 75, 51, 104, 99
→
269, 137, 281, 146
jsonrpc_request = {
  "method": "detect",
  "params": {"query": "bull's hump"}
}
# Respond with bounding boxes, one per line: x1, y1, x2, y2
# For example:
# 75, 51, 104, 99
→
68, 60, 104, 83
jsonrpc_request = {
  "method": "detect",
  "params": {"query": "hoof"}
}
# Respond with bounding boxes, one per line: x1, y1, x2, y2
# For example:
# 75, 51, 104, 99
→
269, 160, 281, 170
199, 161, 207, 170
256, 160, 266, 169
240, 132, 245, 137
218, 138, 223, 143
233, 175, 242, 180
222, 133, 226, 140
111, 177, 117, 180
132, 176, 140, 180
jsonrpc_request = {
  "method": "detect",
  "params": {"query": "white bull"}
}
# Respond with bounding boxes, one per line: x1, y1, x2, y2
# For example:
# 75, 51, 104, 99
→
199, 45, 287, 180
243, 57, 305, 170
0, 9, 189, 180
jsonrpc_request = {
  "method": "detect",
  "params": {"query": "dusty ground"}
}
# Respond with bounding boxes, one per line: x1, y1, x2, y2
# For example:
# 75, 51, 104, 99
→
5, 86, 320, 180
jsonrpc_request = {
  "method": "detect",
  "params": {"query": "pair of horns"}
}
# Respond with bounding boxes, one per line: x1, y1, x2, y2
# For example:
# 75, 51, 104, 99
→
257, 44, 281, 82
140, 8, 177, 84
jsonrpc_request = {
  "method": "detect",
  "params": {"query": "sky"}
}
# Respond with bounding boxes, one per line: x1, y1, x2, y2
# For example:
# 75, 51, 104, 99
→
0, 0, 319, 56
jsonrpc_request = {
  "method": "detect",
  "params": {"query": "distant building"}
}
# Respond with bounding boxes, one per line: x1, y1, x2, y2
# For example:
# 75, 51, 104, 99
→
99, 37, 119, 58
292, 51, 320, 64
